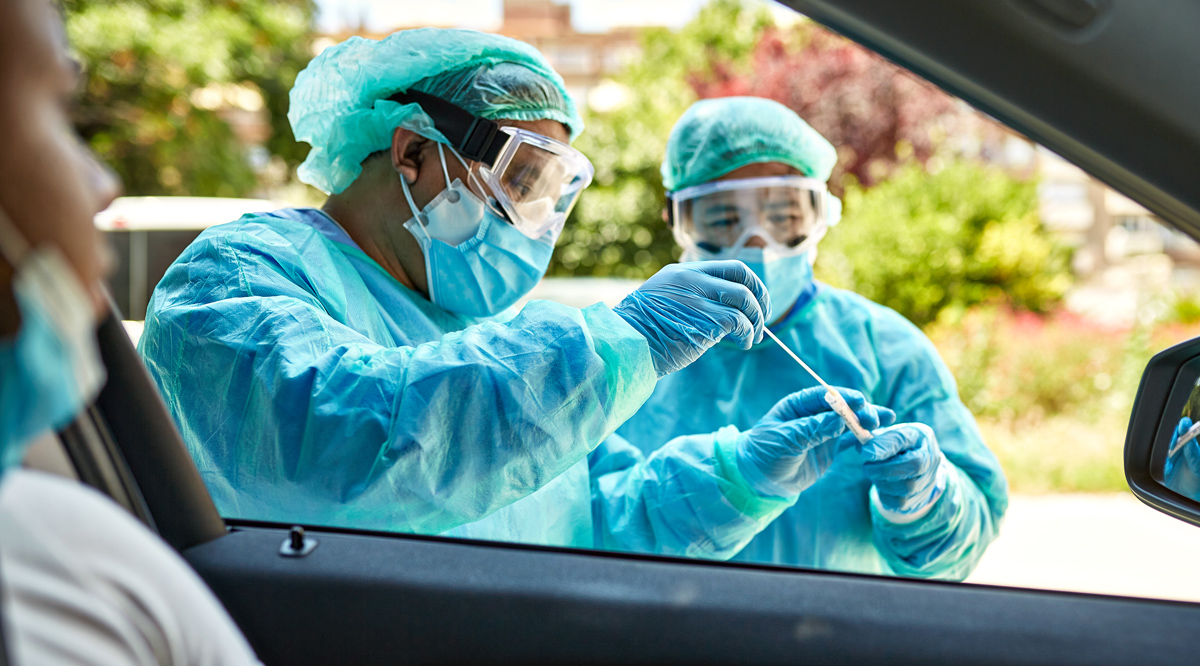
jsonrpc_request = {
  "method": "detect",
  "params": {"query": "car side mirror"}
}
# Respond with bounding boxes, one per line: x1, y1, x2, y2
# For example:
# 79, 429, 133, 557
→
1126, 335, 1200, 527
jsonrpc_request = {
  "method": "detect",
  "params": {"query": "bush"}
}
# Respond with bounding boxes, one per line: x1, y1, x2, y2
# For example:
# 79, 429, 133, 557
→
926, 306, 1194, 493
1168, 291, 1200, 325
976, 415, 1130, 494
926, 308, 1133, 422
815, 160, 1072, 327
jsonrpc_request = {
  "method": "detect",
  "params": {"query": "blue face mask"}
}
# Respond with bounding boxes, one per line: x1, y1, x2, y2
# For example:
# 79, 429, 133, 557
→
401, 145, 554, 317
0, 207, 105, 473
734, 248, 814, 323
683, 246, 815, 324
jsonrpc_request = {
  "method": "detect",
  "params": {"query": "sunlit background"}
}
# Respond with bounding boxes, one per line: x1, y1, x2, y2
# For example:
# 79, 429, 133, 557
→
65, 0, 1200, 602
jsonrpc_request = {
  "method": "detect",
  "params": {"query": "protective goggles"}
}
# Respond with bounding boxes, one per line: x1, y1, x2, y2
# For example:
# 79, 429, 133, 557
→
668, 175, 838, 257
389, 89, 593, 241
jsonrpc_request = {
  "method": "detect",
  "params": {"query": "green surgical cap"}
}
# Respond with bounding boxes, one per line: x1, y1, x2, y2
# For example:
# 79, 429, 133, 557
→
661, 97, 837, 191
289, 28, 584, 194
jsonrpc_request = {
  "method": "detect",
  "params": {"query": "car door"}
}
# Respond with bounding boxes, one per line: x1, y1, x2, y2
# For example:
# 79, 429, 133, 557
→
73, 0, 1200, 663
79, 308, 1200, 665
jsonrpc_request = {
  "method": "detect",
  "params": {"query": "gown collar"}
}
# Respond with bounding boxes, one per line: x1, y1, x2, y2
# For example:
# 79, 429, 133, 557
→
302, 208, 362, 251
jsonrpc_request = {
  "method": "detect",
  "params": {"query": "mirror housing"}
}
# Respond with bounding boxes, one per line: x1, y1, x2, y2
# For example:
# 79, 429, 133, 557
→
1126, 335, 1200, 527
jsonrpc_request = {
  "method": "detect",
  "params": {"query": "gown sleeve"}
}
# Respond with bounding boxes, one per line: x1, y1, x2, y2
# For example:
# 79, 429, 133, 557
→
139, 222, 656, 535
865, 309, 1009, 581
589, 429, 794, 559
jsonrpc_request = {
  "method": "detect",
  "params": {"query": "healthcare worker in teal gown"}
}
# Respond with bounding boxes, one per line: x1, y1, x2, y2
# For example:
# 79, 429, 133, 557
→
615, 97, 1008, 579
1164, 379, 1200, 500
139, 30, 895, 559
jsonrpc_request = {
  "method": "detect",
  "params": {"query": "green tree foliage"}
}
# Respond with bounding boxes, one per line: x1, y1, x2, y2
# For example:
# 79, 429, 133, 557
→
690, 24, 964, 190
63, 0, 314, 197
550, 0, 774, 277
815, 160, 1072, 327
555, 1, 1072, 330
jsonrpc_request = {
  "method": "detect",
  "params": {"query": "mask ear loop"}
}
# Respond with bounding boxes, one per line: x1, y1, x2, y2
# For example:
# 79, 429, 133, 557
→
442, 142, 472, 173
399, 140, 469, 228
449, 144, 498, 213
451, 142, 507, 222
436, 143, 461, 204
398, 162, 430, 234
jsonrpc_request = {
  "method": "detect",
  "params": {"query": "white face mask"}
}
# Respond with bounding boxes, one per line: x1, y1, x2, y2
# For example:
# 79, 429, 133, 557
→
682, 243, 816, 324
400, 144, 554, 316
0, 204, 105, 468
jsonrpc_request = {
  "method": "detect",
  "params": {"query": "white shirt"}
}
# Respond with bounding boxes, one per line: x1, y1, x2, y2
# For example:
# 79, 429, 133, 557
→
0, 470, 261, 665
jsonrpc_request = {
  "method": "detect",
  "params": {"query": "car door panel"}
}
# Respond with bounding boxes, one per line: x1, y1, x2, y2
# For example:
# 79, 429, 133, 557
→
88, 296, 1200, 665
186, 525, 1200, 665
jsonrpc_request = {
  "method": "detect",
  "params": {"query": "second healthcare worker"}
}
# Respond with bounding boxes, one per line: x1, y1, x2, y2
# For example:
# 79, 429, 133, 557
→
139, 30, 893, 558
616, 97, 1008, 580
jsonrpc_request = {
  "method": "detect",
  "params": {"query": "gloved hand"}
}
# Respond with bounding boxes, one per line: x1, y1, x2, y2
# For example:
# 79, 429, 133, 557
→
1166, 417, 1200, 501
861, 423, 948, 522
735, 387, 895, 497
614, 261, 770, 378
1172, 416, 1193, 449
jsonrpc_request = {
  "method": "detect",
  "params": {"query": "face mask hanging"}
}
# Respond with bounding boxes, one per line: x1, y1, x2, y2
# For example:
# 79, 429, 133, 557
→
0, 204, 105, 471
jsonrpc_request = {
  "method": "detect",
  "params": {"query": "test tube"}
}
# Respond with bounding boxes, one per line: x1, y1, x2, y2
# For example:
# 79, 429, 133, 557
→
762, 328, 873, 444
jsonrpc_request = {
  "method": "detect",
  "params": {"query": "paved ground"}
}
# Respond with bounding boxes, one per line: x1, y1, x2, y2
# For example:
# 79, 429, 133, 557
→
966, 493, 1200, 603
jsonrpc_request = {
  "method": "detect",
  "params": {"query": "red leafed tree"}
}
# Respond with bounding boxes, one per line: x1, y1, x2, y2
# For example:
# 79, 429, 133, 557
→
689, 25, 970, 189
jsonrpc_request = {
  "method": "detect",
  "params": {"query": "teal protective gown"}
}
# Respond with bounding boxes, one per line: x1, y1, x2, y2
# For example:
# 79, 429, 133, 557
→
616, 283, 1009, 580
139, 208, 792, 558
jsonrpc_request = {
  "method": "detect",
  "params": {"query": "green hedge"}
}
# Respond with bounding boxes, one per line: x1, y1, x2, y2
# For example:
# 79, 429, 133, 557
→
816, 160, 1071, 328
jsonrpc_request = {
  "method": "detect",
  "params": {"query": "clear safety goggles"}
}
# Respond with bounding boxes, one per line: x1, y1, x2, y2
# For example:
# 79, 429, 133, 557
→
468, 126, 594, 241
386, 89, 593, 243
668, 175, 838, 257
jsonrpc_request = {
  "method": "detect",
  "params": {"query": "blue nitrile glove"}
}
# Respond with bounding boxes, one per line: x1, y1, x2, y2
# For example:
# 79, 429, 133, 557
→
736, 387, 895, 497
614, 261, 770, 378
1173, 416, 1193, 449
861, 423, 949, 522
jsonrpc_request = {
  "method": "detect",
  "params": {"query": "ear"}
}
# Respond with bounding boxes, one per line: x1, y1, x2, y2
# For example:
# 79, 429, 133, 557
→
390, 127, 426, 185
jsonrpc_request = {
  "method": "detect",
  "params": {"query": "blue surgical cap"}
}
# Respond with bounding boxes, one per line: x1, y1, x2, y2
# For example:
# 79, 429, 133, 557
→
661, 97, 837, 191
289, 28, 584, 195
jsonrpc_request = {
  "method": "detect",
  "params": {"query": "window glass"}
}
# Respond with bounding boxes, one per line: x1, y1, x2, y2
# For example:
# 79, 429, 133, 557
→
71, 0, 1200, 605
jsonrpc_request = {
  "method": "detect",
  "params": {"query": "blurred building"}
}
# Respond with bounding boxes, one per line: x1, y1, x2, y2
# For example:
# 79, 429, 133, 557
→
1036, 148, 1200, 275
313, 0, 642, 111
1035, 146, 1200, 325
497, 0, 640, 109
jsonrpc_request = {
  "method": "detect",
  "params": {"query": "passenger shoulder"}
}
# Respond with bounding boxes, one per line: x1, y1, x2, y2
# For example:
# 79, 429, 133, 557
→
0, 470, 152, 549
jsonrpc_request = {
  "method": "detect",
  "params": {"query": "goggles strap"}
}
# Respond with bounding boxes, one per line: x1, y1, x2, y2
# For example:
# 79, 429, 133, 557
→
387, 89, 505, 167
